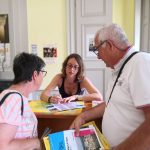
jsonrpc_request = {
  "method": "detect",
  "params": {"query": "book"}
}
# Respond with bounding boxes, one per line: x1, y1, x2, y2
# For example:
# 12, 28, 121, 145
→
43, 136, 51, 150
43, 121, 110, 150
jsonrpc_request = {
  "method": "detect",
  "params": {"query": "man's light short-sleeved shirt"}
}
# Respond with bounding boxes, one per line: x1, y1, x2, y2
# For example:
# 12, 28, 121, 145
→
0, 90, 38, 139
102, 47, 150, 147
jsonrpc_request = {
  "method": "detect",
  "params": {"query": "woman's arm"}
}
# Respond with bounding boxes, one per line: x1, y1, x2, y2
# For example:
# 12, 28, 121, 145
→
0, 123, 41, 150
80, 77, 103, 101
40, 74, 62, 103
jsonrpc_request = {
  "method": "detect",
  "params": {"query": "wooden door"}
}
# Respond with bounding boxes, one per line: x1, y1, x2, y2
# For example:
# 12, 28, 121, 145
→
67, 0, 112, 99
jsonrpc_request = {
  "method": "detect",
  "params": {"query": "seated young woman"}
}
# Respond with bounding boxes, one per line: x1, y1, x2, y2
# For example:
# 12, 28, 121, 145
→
40, 53, 103, 103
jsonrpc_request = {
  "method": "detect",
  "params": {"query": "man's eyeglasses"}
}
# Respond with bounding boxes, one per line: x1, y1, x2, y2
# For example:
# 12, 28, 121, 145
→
40, 70, 47, 77
66, 64, 79, 70
89, 40, 107, 56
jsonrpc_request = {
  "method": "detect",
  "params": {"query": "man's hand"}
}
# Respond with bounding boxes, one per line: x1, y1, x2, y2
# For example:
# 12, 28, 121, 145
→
69, 113, 86, 136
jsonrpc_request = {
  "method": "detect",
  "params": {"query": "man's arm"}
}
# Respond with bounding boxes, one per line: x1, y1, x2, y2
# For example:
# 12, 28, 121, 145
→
114, 106, 150, 150
70, 102, 105, 135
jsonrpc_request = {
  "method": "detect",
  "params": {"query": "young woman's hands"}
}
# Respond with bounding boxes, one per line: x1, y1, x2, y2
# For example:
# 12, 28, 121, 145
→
49, 94, 63, 104
62, 95, 78, 103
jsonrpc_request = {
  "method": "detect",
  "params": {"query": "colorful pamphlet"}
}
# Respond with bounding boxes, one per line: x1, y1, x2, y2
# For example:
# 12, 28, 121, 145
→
49, 126, 101, 150
42, 121, 110, 150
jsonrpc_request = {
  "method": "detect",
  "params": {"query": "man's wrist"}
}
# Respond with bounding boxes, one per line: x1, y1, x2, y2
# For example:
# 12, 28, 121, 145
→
80, 112, 86, 124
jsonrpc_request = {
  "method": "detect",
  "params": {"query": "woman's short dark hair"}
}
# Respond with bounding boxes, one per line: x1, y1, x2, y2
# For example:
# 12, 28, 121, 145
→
13, 52, 45, 84
61, 53, 84, 82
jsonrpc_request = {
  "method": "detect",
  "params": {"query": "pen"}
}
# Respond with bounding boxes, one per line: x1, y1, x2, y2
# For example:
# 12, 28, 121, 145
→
41, 127, 52, 139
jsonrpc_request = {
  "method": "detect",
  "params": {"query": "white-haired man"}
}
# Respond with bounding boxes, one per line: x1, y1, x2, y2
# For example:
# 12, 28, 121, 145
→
70, 24, 150, 150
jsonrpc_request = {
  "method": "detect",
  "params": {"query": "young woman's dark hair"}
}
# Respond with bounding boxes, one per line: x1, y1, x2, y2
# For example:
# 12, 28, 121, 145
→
13, 52, 45, 84
61, 53, 84, 82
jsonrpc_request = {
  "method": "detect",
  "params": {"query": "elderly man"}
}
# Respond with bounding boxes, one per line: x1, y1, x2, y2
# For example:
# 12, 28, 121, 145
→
70, 24, 150, 150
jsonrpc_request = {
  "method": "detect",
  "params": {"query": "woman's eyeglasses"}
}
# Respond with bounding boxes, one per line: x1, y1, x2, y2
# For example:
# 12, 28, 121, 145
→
66, 64, 79, 70
40, 70, 47, 77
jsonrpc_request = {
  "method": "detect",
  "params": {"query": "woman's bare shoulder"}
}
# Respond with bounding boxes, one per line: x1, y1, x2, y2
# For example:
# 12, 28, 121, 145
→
55, 73, 63, 87
80, 76, 88, 82
80, 76, 92, 85
55, 73, 63, 79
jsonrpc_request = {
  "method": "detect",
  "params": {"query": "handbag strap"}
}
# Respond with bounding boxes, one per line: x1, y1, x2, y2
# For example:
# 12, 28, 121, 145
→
107, 51, 139, 105
0, 92, 24, 116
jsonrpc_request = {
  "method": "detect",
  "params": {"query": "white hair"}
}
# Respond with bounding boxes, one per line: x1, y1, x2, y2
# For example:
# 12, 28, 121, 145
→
95, 23, 130, 50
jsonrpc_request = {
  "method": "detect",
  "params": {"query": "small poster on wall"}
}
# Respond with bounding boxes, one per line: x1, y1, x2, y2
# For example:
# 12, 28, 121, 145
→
0, 14, 10, 71
43, 44, 57, 64
0, 43, 10, 69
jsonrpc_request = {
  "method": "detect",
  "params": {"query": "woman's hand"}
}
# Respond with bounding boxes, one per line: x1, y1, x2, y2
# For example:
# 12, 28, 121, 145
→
63, 95, 77, 103
50, 95, 63, 104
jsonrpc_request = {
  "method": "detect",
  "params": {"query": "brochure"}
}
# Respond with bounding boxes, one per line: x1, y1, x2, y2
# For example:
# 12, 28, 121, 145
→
49, 125, 102, 150
83, 121, 110, 149
46, 102, 85, 111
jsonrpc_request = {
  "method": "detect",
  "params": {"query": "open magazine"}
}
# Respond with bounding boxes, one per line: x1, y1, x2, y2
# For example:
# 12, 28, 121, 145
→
42, 121, 110, 150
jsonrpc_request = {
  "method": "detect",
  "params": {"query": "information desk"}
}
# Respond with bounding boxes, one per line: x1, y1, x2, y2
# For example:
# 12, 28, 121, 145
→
30, 100, 102, 138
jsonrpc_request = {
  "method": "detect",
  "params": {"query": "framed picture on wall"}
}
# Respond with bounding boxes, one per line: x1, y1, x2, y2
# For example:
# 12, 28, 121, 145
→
0, 14, 10, 71
85, 33, 96, 59
43, 44, 57, 64
0, 14, 9, 43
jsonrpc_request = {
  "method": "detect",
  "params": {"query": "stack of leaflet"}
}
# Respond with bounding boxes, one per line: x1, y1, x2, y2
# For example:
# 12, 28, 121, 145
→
42, 121, 110, 150
46, 102, 85, 111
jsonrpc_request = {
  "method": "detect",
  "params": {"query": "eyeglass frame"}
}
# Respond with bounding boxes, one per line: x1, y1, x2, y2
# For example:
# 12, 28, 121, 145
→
66, 63, 79, 70
39, 70, 47, 77
89, 40, 107, 56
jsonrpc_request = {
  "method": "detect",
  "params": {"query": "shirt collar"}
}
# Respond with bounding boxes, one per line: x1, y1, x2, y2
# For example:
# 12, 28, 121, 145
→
113, 46, 137, 73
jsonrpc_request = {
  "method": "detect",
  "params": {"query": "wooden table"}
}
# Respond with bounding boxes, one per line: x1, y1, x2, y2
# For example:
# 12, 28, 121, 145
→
30, 100, 102, 138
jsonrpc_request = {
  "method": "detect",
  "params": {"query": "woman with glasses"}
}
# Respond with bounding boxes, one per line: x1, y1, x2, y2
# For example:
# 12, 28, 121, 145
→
0, 52, 46, 150
40, 53, 103, 103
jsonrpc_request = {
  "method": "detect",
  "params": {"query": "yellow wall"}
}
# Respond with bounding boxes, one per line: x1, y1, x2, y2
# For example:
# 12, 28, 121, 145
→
113, 0, 135, 43
27, 0, 67, 89
27, 0, 135, 90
